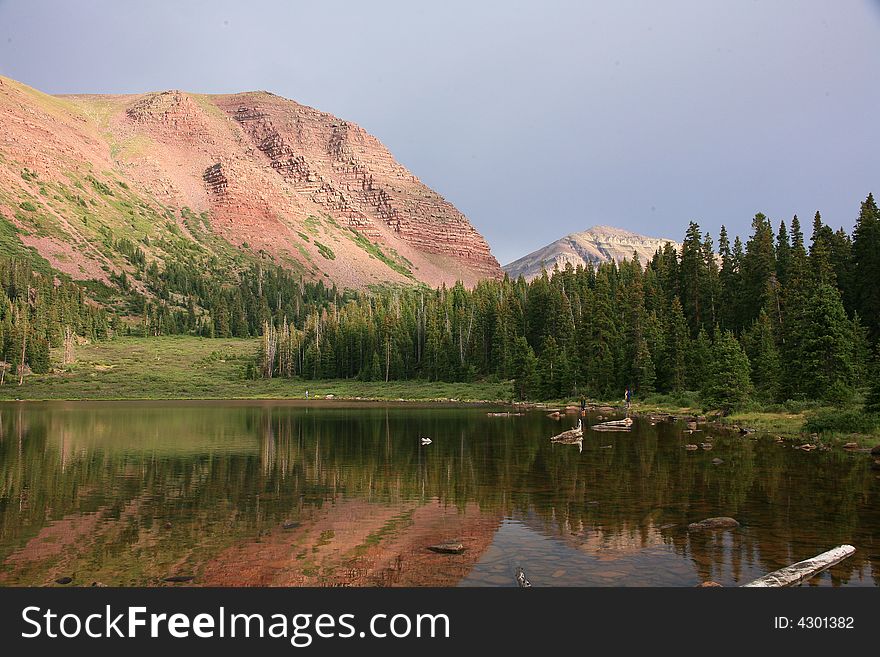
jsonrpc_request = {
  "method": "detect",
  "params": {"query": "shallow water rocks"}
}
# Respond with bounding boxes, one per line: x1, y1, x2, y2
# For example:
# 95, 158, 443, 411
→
871, 445, 880, 456
711, 458, 724, 465
843, 442, 859, 450
688, 517, 739, 531
282, 521, 301, 530
685, 444, 698, 451
427, 542, 465, 555
696, 581, 723, 587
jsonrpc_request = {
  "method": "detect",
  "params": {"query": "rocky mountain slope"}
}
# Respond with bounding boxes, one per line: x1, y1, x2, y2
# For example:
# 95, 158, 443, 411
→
0, 75, 501, 291
503, 225, 680, 281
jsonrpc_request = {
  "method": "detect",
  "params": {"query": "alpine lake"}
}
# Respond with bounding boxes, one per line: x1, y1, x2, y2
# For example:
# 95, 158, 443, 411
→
0, 401, 877, 587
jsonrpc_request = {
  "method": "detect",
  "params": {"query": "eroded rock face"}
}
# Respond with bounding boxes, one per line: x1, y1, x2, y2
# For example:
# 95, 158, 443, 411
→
0, 76, 501, 289
504, 225, 681, 281
213, 94, 501, 283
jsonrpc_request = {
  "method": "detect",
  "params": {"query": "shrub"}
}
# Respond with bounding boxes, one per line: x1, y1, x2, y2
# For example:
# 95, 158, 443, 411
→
19, 201, 37, 212
803, 408, 880, 435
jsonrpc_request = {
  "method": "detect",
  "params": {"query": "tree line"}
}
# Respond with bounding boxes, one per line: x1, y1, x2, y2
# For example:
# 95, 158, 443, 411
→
255, 194, 880, 413
5, 191, 880, 415
0, 258, 109, 380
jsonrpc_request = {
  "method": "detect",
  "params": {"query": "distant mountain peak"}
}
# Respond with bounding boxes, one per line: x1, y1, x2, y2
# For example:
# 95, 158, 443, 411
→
503, 226, 680, 281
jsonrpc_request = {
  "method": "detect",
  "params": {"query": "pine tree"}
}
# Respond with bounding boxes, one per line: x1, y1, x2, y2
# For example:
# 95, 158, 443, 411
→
679, 222, 707, 336
510, 336, 537, 400
717, 226, 739, 331
743, 309, 780, 401
809, 211, 835, 286
851, 193, 880, 341
631, 337, 655, 396
741, 213, 776, 326
664, 296, 689, 392
687, 328, 712, 392
799, 283, 855, 401
776, 219, 791, 287
865, 347, 880, 414
702, 330, 752, 414
537, 335, 561, 399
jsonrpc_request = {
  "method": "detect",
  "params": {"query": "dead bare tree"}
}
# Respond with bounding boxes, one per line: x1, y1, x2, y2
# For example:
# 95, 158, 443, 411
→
63, 326, 75, 365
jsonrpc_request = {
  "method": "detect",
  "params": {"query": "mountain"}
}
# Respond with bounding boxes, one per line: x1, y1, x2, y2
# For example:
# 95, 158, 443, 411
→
503, 225, 680, 281
0, 75, 501, 291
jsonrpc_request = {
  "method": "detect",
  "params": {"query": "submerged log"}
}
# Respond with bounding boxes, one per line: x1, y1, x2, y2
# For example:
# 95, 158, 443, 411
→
427, 542, 465, 554
742, 545, 856, 587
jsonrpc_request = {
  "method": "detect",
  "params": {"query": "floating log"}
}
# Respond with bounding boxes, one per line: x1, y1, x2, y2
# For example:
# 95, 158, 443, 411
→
591, 417, 633, 432
516, 567, 532, 588
550, 420, 583, 443
742, 545, 856, 587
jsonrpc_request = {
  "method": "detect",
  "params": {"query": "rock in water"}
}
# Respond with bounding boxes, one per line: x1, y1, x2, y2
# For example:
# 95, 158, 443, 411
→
282, 521, 301, 530
696, 581, 723, 587
711, 458, 724, 465
427, 542, 465, 555
54, 577, 73, 585
163, 575, 195, 583
688, 517, 740, 531
871, 444, 880, 456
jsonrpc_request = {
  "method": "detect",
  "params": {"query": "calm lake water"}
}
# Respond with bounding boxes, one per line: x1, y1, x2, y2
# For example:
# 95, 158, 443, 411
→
0, 401, 877, 587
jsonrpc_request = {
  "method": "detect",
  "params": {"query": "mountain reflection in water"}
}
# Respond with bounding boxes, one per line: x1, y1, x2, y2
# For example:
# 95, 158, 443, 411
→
0, 401, 877, 587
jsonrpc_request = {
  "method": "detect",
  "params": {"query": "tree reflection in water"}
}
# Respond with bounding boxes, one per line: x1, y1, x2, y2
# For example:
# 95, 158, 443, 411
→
0, 402, 877, 586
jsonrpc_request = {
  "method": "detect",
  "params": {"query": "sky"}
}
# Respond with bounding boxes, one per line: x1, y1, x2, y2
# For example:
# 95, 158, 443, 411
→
1, 0, 878, 265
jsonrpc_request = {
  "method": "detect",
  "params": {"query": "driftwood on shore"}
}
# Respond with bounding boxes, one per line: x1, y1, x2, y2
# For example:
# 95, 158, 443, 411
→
742, 545, 856, 587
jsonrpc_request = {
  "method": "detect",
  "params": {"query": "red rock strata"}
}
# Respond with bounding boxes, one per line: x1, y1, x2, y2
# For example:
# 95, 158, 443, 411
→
0, 76, 501, 289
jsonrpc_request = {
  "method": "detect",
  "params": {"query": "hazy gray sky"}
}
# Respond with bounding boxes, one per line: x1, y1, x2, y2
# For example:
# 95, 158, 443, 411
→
1, 0, 878, 264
